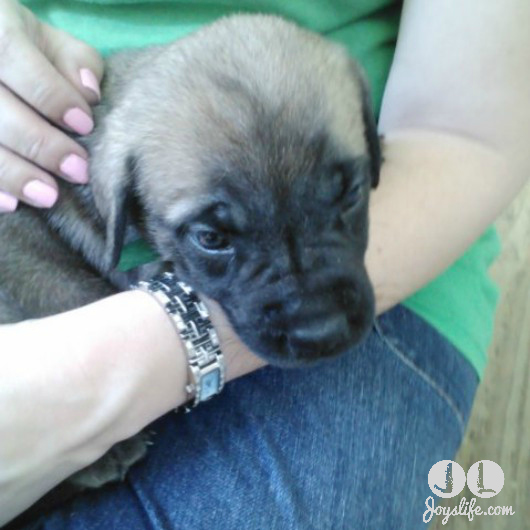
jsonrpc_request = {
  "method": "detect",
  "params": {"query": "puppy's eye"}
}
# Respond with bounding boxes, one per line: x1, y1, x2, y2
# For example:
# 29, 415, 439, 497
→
318, 166, 347, 204
342, 181, 364, 211
192, 229, 232, 253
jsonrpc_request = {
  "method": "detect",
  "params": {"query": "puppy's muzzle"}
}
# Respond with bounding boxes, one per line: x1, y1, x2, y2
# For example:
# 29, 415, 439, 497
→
239, 263, 374, 365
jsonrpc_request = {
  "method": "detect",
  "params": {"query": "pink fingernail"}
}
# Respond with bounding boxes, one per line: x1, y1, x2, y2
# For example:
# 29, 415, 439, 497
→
0, 191, 18, 212
63, 108, 94, 135
60, 154, 89, 184
23, 180, 58, 208
80, 68, 101, 100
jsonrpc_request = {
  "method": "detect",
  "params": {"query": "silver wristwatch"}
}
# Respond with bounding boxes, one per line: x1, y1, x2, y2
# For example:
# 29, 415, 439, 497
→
135, 272, 225, 411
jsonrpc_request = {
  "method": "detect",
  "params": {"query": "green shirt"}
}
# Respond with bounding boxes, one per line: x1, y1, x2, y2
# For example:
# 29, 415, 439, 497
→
24, 0, 500, 377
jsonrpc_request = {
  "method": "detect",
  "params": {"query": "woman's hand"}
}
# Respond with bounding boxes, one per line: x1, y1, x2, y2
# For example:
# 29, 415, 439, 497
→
0, 0, 103, 212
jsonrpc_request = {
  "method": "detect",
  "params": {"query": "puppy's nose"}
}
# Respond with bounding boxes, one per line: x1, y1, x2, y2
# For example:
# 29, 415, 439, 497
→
289, 312, 350, 352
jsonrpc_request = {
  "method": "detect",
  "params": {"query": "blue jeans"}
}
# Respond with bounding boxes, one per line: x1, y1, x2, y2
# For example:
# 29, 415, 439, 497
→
33, 305, 478, 529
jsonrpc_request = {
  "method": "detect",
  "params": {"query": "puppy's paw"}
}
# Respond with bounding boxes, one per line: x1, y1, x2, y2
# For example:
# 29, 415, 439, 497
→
68, 432, 153, 489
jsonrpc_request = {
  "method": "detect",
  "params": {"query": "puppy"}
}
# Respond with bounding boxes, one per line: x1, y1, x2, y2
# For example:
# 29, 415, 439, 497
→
0, 13, 380, 500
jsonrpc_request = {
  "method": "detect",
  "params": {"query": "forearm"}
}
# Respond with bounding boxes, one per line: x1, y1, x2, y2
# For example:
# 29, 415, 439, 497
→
0, 291, 177, 523
0, 289, 264, 524
367, 129, 525, 313
370, 0, 530, 311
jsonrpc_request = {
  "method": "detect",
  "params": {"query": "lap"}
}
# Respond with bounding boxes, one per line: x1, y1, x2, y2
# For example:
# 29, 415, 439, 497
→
34, 305, 479, 530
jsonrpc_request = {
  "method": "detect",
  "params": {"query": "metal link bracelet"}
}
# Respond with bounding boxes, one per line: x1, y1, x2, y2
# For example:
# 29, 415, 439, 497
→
134, 272, 225, 411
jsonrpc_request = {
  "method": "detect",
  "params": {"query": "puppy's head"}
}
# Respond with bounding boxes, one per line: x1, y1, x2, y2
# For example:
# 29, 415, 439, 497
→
89, 15, 381, 366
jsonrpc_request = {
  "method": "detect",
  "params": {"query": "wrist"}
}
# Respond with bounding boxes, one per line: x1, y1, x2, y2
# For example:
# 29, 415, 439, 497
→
131, 275, 267, 409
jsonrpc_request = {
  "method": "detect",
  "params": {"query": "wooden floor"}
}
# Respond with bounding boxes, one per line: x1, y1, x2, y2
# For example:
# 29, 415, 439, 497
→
432, 182, 530, 529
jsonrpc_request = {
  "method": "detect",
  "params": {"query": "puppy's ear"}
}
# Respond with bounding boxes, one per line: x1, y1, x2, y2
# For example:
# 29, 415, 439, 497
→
87, 134, 137, 271
77, 50, 154, 273
357, 71, 381, 189
102, 155, 136, 270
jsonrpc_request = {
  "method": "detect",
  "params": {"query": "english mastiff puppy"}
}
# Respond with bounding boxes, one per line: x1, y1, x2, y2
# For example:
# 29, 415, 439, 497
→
0, 13, 381, 499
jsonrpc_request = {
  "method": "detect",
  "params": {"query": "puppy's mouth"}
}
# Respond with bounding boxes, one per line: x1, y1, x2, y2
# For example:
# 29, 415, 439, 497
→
255, 314, 372, 367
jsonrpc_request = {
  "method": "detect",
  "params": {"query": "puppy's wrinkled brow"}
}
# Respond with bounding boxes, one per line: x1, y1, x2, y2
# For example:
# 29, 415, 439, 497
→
165, 195, 217, 226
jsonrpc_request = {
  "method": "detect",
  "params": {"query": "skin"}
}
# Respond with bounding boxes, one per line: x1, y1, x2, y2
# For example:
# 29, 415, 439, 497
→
0, 0, 103, 210
1, 0, 529, 524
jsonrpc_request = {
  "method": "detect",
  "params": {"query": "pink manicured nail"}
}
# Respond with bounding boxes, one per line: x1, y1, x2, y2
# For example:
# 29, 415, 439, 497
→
63, 108, 94, 135
80, 68, 101, 99
60, 154, 89, 184
0, 191, 18, 212
23, 180, 58, 208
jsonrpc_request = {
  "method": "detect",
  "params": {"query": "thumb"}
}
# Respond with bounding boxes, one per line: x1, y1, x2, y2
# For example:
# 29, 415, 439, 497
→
43, 23, 105, 105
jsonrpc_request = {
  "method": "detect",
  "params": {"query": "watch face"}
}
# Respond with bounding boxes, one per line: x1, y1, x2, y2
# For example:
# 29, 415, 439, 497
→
200, 368, 221, 401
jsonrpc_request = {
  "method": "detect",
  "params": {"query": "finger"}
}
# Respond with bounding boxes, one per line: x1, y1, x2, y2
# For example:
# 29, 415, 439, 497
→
0, 189, 18, 213
0, 84, 89, 184
42, 22, 104, 105
0, 29, 94, 135
0, 145, 59, 208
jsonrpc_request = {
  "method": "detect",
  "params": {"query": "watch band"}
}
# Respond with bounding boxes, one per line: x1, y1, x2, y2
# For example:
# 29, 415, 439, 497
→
134, 272, 225, 411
